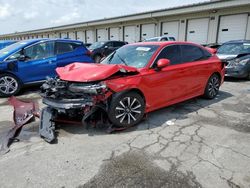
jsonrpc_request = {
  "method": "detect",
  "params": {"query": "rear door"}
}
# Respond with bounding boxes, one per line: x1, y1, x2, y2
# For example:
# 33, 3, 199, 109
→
55, 41, 93, 67
180, 44, 213, 95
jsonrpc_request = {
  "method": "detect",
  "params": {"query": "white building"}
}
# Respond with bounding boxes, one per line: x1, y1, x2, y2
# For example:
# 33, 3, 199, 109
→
0, 0, 250, 45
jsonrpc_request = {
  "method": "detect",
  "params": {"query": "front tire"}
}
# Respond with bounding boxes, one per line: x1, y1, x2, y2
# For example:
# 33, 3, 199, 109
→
0, 74, 21, 97
204, 74, 220, 99
108, 91, 145, 128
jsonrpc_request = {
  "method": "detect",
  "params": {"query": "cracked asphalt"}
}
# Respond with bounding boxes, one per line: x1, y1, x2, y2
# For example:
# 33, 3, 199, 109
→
0, 79, 250, 188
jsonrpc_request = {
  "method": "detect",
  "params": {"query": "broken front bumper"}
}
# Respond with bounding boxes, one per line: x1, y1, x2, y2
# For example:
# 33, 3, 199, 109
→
40, 96, 104, 143
43, 98, 94, 110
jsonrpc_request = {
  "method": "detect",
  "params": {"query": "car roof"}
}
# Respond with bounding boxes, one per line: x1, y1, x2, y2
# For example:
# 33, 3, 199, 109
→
94, 40, 125, 43
23, 38, 82, 43
129, 41, 201, 47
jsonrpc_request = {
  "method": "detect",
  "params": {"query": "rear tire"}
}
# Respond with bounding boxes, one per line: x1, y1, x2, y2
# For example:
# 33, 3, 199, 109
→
204, 74, 220, 99
0, 74, 21, 97
108, 91, 145, 128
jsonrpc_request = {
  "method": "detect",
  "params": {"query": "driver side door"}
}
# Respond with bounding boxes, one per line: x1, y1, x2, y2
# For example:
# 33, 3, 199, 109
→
17, 41, 57, 83
143, 45, 186, 110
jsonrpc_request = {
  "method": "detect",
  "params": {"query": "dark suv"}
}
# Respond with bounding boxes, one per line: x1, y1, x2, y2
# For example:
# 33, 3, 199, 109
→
217, 40, 250, 79
89, 41, 127, 63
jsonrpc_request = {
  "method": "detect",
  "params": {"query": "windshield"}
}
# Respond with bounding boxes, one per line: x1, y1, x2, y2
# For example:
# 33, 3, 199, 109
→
217, 43, 250, 55
101, 45, 159, 68
89, 41, 105, 50
0, 41, 29, 58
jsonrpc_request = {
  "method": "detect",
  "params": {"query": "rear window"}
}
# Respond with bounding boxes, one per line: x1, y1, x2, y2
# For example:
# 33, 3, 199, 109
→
181, 45, 210, 62
169, 37, 176, 41
55, 41, 82, 54
113, 41, 126, 47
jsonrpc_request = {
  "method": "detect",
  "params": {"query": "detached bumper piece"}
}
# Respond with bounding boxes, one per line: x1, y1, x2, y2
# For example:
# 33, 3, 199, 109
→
39, 107, 56, 143
0, 97, 39, 155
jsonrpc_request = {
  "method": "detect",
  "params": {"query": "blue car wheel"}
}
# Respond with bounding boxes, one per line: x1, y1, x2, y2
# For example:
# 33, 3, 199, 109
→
0, 74, 21, 97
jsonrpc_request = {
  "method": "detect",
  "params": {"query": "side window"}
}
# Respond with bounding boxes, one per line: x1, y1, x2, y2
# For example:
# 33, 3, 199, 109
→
55, 42, 81, 55
181, 45, 208, 62
6, 51, 22, 61
155, 45, 182, 66
169, 37, 176, 41
24, 41, 55, 61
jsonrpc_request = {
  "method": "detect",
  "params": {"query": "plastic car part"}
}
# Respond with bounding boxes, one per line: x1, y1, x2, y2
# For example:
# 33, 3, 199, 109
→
39, 107, 56, 143
0, 97, 39, 155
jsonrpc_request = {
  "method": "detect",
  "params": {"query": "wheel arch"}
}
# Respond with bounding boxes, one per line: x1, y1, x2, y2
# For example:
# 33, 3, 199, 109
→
107, 88, 146, 105
0, 71, 23, 84
213, 72, 222, 82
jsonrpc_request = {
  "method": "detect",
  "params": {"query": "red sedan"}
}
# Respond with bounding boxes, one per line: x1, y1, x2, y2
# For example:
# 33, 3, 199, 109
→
40, 42, 225, 142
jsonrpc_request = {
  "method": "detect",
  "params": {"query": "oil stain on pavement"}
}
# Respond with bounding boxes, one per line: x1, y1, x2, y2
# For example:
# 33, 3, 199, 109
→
79, 150, 202, 188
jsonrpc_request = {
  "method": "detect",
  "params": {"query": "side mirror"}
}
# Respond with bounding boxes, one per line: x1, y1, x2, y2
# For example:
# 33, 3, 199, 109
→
157, 59, 170, 69
18, 55, 26, 61
104, 46, 108, 49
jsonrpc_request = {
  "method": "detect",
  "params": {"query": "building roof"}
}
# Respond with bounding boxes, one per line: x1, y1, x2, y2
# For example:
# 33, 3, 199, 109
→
1, 0, 249, 37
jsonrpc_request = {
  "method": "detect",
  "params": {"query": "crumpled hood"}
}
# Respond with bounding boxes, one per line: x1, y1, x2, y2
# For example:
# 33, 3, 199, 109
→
56, 62, 138, 82
216, 54, 238, 60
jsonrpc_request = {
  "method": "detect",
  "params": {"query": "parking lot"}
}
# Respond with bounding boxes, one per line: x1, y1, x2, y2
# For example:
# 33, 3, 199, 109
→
0, 78, 249, 188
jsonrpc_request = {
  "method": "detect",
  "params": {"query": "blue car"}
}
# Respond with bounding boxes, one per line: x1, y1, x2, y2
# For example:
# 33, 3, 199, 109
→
0, 40, 17, 50
0, 39, 93, 97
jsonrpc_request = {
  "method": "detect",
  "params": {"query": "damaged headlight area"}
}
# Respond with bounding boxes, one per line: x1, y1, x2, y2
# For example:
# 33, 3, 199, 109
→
41, 77, 107, 99
40, 78, 110, 143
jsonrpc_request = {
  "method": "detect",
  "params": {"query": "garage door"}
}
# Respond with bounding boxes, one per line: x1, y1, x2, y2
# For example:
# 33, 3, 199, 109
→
109, 27, 120, 40
97, 29, 108, 41
54, 33, 60, 38
68, 32, 76, 40
124, 26, 137, 43
187, 18, 209, 44
60, 32, 68, 39
86, 30, 94, 43
76, 31, 85, 42
162, 21, 179, 40
141, 24, 155, 41
218, 14, 248, 43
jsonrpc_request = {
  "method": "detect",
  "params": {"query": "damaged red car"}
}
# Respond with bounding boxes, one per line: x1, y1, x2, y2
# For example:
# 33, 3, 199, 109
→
40, 42, 225, 142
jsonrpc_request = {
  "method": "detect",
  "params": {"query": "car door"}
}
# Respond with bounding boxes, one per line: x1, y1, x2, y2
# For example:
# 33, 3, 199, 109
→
55, 41, 93, 67
16, 41, 57, 83
143, 44, 186, 109
180, 44, 212, 95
